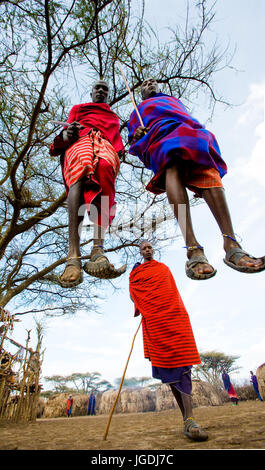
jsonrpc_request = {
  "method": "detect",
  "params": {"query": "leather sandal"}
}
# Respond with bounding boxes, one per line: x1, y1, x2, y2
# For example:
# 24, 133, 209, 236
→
224, 246, 265, 273
184, 418, 208, 441
186, 254, 217, 280
84, 252, 126, 279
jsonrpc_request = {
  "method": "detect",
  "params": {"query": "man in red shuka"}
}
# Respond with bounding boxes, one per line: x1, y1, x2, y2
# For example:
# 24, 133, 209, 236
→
50, 80, 126, 287
129, 240, 208, 442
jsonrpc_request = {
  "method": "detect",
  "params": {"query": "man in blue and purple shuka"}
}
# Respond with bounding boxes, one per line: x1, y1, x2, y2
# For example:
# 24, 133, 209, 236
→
127, 78, 265, 280
250, 371, 263, 401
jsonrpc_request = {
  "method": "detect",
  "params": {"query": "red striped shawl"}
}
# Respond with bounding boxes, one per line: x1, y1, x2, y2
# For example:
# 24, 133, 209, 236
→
129, 260, 201, 368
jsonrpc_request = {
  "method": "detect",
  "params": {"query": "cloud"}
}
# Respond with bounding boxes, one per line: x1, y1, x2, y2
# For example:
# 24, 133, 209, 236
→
237, 82, 264, 126
234, 81, 265, 188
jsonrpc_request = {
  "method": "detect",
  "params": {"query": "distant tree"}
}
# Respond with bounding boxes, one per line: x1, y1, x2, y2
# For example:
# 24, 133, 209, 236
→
192, 351, 241, 390
44, 370, 113, 393
44, 374, 70, 393
114, 375, 155, 388
66, 371, 113, 393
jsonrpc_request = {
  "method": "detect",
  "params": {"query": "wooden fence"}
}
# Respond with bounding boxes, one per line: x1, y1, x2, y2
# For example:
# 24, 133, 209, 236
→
0, 307, 43, 422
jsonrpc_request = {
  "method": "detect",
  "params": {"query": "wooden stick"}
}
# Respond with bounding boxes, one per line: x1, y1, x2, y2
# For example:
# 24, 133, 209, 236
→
117, 60, 144, 127
49, 120, 71, 127
5, 336, 31, 352
103, 319, 142, 441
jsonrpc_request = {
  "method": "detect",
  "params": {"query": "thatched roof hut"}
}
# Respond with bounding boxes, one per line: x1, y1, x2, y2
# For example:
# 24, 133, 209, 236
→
41, 380, 222, 418
256, 363, 265, 400
43, 393, 98, 418
99, 387, 156, 414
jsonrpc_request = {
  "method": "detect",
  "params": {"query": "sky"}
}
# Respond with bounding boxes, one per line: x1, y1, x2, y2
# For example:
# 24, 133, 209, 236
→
5, 0, 265, 389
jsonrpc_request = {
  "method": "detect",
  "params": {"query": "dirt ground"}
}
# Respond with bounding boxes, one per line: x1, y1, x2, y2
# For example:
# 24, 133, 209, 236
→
0, 400, 264, 451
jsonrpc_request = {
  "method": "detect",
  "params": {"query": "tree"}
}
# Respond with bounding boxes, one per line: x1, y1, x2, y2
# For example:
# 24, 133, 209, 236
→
114, 375, 155, 389
43, 374, 70, 393
192, 350, 241, 390
44, 370, 113, 393
0, 0, 232, 316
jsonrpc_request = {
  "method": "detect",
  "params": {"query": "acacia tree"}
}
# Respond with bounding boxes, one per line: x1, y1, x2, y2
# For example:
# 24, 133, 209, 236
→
192, 351, 241, 390
0, 0, 232, 316
44, 370, 113, 393
114, 375, 155, 389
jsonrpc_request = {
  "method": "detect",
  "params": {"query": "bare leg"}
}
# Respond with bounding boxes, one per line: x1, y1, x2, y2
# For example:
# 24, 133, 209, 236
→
90, 225, 106, 258
170, 384, 208, 441
60, 180, 85, 284
165, 165, 214, 276
84, 219, 126, 278
202, 187, 263, 268
67, 180, 85, 258
169, 384, 193, 420
89, 225, 114, 268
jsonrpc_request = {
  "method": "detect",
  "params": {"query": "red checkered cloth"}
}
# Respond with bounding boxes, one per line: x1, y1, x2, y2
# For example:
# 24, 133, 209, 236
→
128, 93, 227, 197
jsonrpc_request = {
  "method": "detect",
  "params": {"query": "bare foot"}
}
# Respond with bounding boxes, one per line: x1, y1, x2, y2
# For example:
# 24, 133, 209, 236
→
60, 264, 81, 283
238, 256, 263, 268
233, 253, 263, 269
59, 257, 82, 287
225, 242, 264, 270
184, 419, 208, 441
187, 248, 215, 276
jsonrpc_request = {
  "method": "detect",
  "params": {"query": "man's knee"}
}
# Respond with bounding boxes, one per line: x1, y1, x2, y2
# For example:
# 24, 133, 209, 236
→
165, 162, 185, 186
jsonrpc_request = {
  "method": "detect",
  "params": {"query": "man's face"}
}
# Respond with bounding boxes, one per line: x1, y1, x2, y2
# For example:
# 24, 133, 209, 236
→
141, 78, 160, 100
140, 241, 154, 261
91, 81, 109, 103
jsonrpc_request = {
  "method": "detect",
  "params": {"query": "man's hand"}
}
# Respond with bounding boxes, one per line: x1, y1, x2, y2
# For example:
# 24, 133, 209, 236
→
63, 121, 84, 142
132, 126, 150, 142
118, 150, 126, 162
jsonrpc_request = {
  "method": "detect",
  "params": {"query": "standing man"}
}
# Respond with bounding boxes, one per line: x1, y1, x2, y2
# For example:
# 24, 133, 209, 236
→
88, 391, 96, 415
250, 370, 263, 401
127, 79, 265, 280
129, 240, 208, 442
66, 395, 73, 417
221, 370, 239, 405
50, 80, 126, 287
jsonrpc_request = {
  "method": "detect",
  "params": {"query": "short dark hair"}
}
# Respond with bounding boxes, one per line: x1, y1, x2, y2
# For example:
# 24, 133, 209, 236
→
139, 239, 149, 247
92, 79, 109, 90
139, 239, 155, 251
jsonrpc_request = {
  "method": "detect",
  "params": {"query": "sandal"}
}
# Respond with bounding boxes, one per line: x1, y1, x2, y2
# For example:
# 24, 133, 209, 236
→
224, 247, 265, 273
184, 418, 208, 442
185, 248, 217, 280
58, 257, 83, 288
84, 252, 126, 279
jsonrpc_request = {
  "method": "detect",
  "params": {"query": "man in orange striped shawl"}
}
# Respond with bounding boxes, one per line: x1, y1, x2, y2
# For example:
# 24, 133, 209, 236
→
50, 80, 126, 287
129, 240, 208, 441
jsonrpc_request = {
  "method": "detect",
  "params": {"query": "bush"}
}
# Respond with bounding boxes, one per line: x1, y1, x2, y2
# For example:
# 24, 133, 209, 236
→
233, 381, 257, 401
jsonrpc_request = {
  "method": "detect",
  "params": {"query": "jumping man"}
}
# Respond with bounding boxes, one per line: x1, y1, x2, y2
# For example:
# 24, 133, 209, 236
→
127, 79, 265, 280
50, 80, 126, 287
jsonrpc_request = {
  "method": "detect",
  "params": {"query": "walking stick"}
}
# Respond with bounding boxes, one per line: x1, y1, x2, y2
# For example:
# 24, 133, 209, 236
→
103, 319, 142, 441
117, 60, 144, 127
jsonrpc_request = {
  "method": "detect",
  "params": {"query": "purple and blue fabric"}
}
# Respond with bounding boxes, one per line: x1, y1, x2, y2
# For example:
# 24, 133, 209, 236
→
222, 371, 231, 391
88, 393, 96, 414
152, 365, 192, 395
127, 93, 227, 194
251, 374, 263, 401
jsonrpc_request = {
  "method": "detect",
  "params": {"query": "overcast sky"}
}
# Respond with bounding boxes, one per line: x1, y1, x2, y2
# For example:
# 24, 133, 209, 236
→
7, 0, 265, 389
